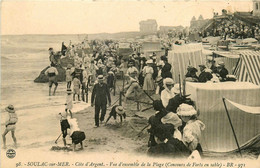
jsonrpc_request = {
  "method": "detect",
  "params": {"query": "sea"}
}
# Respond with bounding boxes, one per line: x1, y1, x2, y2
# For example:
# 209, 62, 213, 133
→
0, 35, 89, 154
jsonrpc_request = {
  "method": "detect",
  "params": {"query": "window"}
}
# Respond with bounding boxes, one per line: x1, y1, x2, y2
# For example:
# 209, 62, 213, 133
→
256, 3, 259, 10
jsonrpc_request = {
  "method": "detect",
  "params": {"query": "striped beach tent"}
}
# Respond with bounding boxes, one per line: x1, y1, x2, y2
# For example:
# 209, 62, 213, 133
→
168, 43, 206, 83
234, 51, 260, 85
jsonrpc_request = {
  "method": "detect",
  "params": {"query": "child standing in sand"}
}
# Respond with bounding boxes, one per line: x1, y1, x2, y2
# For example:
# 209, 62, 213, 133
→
72, 76, 81, 101
65, 89, 73, 118
66, 64, 73, 89
2, 105, 18, 149
59, 110, 70, 147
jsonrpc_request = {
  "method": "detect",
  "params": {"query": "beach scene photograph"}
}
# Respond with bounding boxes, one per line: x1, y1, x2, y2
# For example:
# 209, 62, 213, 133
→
1, 0, 260, 168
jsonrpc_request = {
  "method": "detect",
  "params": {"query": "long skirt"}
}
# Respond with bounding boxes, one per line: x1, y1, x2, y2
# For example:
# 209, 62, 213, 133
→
143, 73, 155, 91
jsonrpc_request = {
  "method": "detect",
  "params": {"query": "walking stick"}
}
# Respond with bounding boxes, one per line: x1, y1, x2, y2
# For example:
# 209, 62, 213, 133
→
222, 97, 242, 157
179, 74, 182, 97
143, 90, 154, 102
141, 106, 153, 112
86, 76, 91, 103
55, 133, 62, 144
137, 124, 150, 136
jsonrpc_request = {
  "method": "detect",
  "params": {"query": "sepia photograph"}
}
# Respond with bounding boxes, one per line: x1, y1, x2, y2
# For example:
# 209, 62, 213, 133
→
1, 0, 260, 167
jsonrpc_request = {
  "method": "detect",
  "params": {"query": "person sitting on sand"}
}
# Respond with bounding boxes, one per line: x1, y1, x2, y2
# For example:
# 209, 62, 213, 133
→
59, 110, 70, 147
2, 105, 18, 149
105, 105, 126, 125
45, 64, 59, 96
147, 123, 190, 158
72, 76, 81, 101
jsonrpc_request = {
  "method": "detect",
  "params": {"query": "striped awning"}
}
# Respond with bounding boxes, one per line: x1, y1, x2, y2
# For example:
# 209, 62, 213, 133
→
234, 51, 260, 85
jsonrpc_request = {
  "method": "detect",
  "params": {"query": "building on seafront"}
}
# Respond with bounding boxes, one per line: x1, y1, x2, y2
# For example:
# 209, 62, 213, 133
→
139, 19, 158, 34
253, 0, 260, 17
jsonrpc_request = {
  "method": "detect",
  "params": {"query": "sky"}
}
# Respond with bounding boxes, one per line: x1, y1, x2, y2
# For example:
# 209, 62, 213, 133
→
0, 0, 254, 35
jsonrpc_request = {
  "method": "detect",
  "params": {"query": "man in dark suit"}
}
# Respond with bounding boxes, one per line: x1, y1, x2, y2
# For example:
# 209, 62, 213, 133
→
91, 75, 111, 127
198, 65, 213, 83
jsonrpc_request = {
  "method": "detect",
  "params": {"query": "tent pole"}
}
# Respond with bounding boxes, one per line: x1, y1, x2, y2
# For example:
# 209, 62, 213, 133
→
222, 97, 242, 157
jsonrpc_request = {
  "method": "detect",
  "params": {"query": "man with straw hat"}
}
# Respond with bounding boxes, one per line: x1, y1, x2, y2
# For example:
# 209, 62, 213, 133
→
105, 105, 126, 125
91, 75, 111, 128
2, 105, 18, 149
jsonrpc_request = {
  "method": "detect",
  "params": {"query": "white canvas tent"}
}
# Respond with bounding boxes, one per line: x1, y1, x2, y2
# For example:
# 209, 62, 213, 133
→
186, 82, 260, 152
168, 43, 206, 83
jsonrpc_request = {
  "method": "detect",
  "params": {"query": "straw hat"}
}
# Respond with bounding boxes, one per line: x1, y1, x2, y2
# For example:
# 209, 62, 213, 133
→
115, 106, 125, 115
161, 112, 182, 128
97, 75, 104, 80
67, 89, 73, 94
146, 59, 153, 64
163, 78, 174, 85
5, 104, 15, 113
177, 103, 197, 117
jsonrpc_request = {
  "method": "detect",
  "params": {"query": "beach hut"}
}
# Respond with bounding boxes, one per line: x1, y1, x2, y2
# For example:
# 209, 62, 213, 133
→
168, 43, 206, 83
233, 51, 260, 85
212, 51, 240, 74
140, 41, 164, 59
185, 81, 260, 152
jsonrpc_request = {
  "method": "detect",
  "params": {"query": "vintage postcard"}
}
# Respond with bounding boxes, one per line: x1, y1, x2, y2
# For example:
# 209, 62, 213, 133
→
1, 0, 260, 168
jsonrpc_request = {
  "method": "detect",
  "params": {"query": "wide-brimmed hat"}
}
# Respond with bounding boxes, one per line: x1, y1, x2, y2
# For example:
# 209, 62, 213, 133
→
67, 89, 73, 94
163, 78, 174, 85
97, 75, 104, 80
67, 64, 72, 68
161, 112, 182, 128
146, 59, 153, 64
177, 103, 197, 117
5, 104, 15, 113
115, 106, 125, 115
217, 61, 225, 67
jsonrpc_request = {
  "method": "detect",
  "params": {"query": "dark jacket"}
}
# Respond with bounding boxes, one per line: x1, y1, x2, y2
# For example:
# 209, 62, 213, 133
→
198, 71, 213, 83
91, 83, 111, 105
218, 68, 228, 81
161, 62, 172, 79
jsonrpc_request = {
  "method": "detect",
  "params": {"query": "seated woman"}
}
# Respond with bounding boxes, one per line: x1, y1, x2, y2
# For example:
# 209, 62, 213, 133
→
147, 123, 190, 158
160, 78, 175, 108
185, 66, 199, 82
176, 103, 205, 155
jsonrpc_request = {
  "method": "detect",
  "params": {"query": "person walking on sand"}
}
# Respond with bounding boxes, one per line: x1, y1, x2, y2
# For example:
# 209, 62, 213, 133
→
65, 89, 73, 118
66, 64, 73, 89
45, 64, 59, 96
72, 76, 81, 101
2, 105, 18, 149
91, 75, 111, 128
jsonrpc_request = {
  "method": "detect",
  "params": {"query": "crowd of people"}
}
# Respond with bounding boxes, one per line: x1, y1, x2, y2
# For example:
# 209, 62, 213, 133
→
40, 36, 236, 157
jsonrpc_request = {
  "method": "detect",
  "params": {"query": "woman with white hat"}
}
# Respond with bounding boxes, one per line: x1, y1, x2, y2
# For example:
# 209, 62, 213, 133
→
177, 103, 205, 153
142, 59, 155, 95
2, 105, 18, 149
161, 78, 175, 108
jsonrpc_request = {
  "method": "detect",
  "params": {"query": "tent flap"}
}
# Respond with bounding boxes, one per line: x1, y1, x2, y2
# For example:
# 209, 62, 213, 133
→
226, 98, 260, 115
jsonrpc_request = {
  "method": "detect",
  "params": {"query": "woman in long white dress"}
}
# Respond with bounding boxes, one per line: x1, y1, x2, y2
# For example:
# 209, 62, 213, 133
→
142, 59, 155, 95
